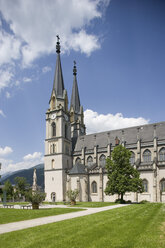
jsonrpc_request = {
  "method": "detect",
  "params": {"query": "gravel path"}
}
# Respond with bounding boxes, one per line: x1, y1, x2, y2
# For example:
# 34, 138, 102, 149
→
0, 204, 129, 234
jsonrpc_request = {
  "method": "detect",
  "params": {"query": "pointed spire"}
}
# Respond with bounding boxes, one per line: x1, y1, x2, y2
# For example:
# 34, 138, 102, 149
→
51, 35, 64, 98
70, 61, 81, 113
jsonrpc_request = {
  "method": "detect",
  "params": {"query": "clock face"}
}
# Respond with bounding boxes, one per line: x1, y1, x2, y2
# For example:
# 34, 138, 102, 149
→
64, 114, 68, 121
51, 113, 56, 120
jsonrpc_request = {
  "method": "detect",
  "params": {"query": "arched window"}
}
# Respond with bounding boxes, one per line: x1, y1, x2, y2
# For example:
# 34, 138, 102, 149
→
143, 149, 151, 163
91, 181, 97, 193
51, 192, 56, 202
75, 157, 81, 165
87, 156, 93, 166
99, 154, 106, 167
160, 179, 165, 192
52, 122, 56, 137
159, 148, 165, 161
52, 144, 55, 154
65, 124, 67, 139
51, 159, 55, 169
130, 152, 135, 164
142, 179, 148, 192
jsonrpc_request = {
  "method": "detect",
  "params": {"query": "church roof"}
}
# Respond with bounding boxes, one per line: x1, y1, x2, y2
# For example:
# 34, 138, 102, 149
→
70, 62, 80, 113
51, 36, 65, 98
74, 121, 165, 151
69, 164, 87, 175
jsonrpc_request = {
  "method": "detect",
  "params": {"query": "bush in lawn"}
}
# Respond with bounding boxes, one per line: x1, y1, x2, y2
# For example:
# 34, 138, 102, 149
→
26, 190, 46, 209
66, 189, 79, 205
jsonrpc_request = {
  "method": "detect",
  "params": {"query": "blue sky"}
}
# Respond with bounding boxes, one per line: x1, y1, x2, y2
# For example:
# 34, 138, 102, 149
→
0, 0, 165, 174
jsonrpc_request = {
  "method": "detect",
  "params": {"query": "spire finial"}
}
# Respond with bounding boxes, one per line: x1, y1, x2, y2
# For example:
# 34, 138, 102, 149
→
56, 35, 60, 54
73, 60, 77, 76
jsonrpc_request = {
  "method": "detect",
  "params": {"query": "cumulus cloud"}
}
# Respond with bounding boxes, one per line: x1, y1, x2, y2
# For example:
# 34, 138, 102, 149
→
0, 151, 43, 174
23, 152, 43, 161
0, 146, 13, 156
0, 109, 6, 117
0, 29, 21, 66
0, 0, 110, 66
42, 66, 52, 73
84, 109, 149, 134
0, 69, 13, 90
23, 77, 32, 83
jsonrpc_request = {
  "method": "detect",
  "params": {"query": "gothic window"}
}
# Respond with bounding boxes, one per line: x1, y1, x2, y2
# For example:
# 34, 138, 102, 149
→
65, 145, 69, 155
160, 179, 165, 192
65, 124, 67, 139
51, 159, 55, 169
143, 149, 151, 163
52, 122, 56, 137
99, 154, 106, 167
91, 181, 97, 193
142, 179, 148, 192
51, 192, 56, 202
75, 157, 81, 165
87, 156, 93, 166
130, 151, 135, 164
52, 144, 55, 154
159, 148, 165, 161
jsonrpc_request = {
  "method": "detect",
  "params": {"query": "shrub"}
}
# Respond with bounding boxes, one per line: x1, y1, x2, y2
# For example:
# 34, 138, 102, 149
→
66, 189, 79, 205
26, 190, 46, 209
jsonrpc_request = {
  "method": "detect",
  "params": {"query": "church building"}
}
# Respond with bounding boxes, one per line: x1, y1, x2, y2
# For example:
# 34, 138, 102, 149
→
44, 37, 165, 203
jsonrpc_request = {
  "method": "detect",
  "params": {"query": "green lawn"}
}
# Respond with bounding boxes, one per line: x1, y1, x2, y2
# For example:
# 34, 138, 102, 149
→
0, 203, 164, 248
0, 208, 84, 224
44, 201, 117, 208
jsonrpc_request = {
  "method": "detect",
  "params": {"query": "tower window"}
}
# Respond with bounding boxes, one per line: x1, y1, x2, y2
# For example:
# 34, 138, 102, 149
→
91, 181, 97, 193
52, 122, 56, 137
65, 124, 67, 139
51, 159, 55, 169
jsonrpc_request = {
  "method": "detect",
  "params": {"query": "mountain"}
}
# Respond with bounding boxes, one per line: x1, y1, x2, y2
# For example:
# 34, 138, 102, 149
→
0, 164, 44, 189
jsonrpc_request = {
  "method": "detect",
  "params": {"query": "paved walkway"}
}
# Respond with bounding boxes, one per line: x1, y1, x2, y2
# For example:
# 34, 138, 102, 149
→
0, 204, 129, 235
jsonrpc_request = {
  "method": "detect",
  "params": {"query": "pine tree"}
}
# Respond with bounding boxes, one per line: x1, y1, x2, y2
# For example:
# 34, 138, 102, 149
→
105, 144, 143, 202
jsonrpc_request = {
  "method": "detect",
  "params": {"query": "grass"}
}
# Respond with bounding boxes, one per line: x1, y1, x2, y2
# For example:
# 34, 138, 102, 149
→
44, 201, 117, 208
0, 202, 29, 205
0, 208, 84, 224
0, 203, 164, 248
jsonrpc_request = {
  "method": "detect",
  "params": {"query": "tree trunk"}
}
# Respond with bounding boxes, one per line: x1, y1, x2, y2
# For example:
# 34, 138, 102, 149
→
121, 193, 124, 202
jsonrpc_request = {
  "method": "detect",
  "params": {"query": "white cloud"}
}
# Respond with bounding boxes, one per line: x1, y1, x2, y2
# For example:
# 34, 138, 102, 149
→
0, 109, 6, 117
42, 66, 52, 73
0, 69, 13, 90
0, 29, 21, 66
0, 146, 13, 156
0, 0, 110, 66
23, 77, 32, 83
0, 151, 43, 174
84, 109, 149, 134
23, 152, 42, 161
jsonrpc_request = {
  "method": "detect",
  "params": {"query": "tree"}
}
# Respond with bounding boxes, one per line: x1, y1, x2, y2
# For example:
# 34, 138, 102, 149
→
26, 190, 46, 209
105, 145, 143, 202
3, 180, 14, 200
14, 177, 29, 197
66, 189, 79, 205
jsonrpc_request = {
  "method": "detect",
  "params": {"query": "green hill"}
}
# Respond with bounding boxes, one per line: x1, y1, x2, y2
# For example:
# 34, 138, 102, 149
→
0, 164, 44, 189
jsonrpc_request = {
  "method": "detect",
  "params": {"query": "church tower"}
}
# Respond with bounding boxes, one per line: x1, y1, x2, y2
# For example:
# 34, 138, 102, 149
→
70, 61, 86, 149
44, 36, 72, 202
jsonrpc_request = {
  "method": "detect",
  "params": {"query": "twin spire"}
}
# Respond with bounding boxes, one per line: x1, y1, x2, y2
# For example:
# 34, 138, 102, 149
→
51, 36, 81, 113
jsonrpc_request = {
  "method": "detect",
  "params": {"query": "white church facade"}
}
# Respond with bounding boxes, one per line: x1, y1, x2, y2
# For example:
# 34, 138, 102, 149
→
44, 38, 165, 203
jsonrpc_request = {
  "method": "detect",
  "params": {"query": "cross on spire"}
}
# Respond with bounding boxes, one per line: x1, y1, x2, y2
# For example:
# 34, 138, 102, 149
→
56, 35, 60, 53
73, 60, 77, 76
